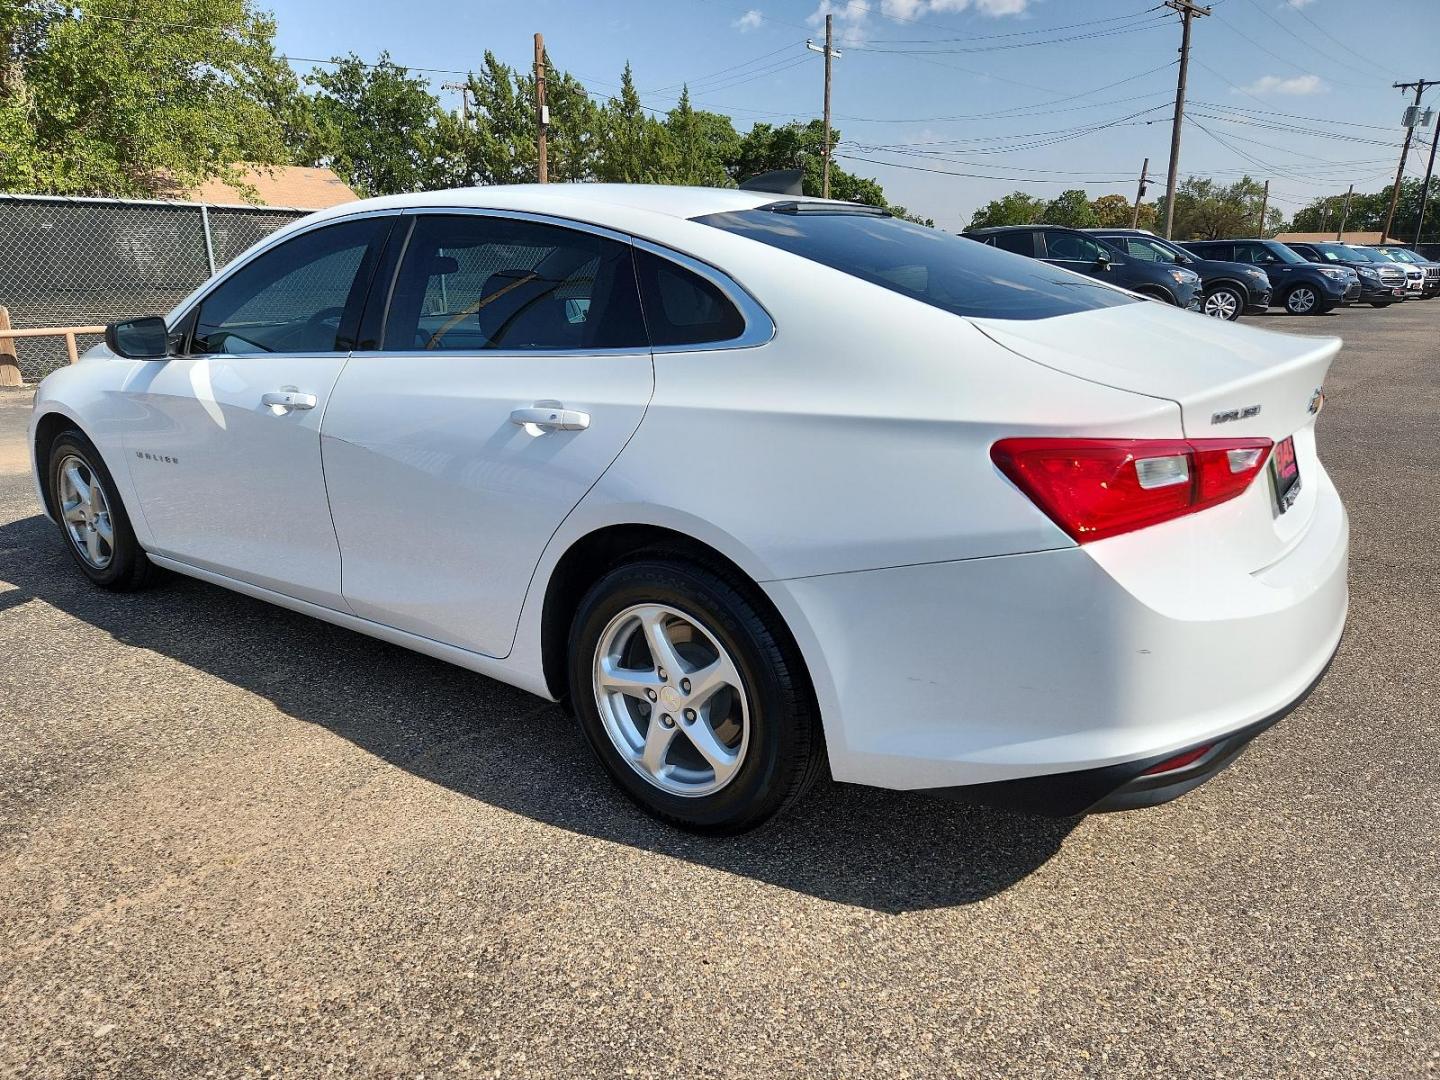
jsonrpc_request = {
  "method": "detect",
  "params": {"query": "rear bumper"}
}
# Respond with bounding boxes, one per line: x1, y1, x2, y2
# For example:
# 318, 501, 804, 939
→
765, 461, 1348, 803
927, 646, 1336, 816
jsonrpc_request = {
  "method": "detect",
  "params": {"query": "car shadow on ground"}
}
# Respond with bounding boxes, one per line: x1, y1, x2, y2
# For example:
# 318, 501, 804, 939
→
0, 514, 1079, 914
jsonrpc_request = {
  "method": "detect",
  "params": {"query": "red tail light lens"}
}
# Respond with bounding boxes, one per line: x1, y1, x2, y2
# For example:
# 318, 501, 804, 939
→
991, 437, 1273, 543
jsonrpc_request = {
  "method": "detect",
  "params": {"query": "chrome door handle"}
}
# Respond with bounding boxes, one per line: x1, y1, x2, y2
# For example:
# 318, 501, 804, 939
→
262, 390, 317, 412
510, 405, 590, 432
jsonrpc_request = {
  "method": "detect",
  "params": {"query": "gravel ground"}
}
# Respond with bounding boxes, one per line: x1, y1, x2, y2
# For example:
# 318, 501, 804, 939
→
1, 302, 1437, 1079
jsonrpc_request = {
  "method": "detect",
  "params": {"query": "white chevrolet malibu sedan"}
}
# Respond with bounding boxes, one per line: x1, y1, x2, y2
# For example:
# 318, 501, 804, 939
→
30, 185, 1348, 833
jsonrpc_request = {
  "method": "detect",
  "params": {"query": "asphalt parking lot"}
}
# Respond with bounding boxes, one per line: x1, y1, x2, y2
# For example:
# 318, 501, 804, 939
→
1, 302, 1437, 1079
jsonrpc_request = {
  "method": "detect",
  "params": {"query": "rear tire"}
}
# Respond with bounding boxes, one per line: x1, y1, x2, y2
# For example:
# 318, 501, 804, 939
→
567, 558, 823, 835
1369, 302, 1392, 308
46, 431, 158, 591
1201, 284, 1244, 321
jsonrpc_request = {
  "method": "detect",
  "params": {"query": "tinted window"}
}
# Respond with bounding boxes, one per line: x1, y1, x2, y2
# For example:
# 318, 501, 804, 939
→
192, 217, 386, 355
634, 249, 746, 346
1111, 236, 1182, 264
697, 210, 1135, 321
1187, 242, 1230, 260
1043, 231, 1108, 262
990, 230, 1036, 256
382, 215, 646, 351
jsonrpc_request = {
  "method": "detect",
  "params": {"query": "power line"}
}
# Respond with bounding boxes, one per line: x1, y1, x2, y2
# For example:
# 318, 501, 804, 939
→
851, 14, 1173, 55
836, 153, 1138, 184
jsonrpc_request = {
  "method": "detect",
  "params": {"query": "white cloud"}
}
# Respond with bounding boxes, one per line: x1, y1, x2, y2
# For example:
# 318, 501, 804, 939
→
732, 9, 765, 32
1237, 73, 1326, 96
806, 0, 1027, 44
1284, 0, 1317, 8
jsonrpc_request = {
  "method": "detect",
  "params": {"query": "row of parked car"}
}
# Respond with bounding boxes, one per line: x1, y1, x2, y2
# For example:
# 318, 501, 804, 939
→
965, 224, 1440, 321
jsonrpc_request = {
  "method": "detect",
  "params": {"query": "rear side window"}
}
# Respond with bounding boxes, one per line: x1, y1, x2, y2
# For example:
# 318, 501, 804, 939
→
382, 215, 647, 352
697, 210, 1135, 321
634, 249, 746, 346
990, 230, 1037, 256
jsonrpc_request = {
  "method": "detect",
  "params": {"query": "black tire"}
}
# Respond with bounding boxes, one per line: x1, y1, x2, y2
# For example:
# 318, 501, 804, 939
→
1284, 285, 1323, 315
45, 430, 158, 591
567, 558, 823, 835
1369, 302, 1392, 308
1201, 284, 1245, 321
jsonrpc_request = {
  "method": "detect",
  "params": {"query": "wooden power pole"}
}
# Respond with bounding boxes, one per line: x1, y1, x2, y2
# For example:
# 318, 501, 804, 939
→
1337, 183, 1354, 240
1415, 109, 1440, 247
1382, 80, 1437, 241
1162, 0, 1209, 239
807, 17, 841, 198
534, 33, 549, 183
1131, 157, 1150, 228
1257, 179, 1269, 236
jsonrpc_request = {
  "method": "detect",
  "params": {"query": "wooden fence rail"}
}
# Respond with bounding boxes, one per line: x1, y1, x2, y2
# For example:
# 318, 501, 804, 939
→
0, 305, 106, 386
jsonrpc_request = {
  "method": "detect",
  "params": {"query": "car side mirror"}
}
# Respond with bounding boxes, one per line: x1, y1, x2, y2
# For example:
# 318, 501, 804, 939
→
1096, 250, 1112, 268
105, 316, 170, 360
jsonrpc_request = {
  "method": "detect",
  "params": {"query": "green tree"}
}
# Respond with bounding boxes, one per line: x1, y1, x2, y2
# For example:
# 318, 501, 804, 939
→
1042, 189, 1098, 229
598, 63, 672, 183
1, 0, 295, 197
665, 87, 736, 187
967, 191, 1047, 229
301, 53, 447, 197
1155, 176, 1282, 240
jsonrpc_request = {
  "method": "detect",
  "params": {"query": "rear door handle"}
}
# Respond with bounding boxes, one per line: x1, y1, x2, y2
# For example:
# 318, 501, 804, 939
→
262, 390, 317, 413
510, 404, 590, 432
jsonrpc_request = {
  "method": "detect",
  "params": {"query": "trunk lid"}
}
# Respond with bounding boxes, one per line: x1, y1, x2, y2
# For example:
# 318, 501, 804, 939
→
969, 302, 1341, 570
968, 301, 1337, 442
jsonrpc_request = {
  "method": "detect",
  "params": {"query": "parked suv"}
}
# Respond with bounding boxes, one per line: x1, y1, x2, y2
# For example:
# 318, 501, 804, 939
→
967, 225, 1203, 310
1372, 245, 1438, 299
1181, 239, 1356, 315
1091, 228, 1270, 320
1285, 241, 1408, 308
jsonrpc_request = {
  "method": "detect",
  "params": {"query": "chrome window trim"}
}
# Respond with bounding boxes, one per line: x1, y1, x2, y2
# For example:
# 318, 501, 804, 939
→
629, 237, 775, 353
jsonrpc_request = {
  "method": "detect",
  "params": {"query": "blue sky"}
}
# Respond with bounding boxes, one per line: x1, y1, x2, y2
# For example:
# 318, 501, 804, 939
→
269, 0, 1440, 230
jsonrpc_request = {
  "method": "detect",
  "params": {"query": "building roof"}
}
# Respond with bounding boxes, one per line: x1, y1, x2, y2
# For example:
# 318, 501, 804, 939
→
184, 165, 358, 209
1273, 231, 1409, 246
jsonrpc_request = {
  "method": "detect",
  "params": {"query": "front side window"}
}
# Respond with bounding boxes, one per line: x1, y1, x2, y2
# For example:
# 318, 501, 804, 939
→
697, 209, 1134, 321
192, 217, 387, 355
990, 230, 1037, 256
1044, 231, 1108, 263
1114, 236, 1182, 264
382, 215, 647, 352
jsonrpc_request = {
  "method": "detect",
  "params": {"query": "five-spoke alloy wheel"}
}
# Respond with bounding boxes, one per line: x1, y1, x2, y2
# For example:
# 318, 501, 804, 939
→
46, 431, 156, 590
569, 559, 822, 834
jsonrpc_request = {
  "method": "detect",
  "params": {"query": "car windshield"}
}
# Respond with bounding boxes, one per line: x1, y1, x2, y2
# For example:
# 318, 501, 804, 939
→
1265, 243, 1308, 265
695, 208, 1137, 321
1305, 245, 1351, 264
1337, 245, 1386, 263
1374, 248, 1415, 263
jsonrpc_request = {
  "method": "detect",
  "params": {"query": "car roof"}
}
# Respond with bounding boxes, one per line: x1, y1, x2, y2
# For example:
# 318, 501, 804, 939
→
968, 224, 1079, 233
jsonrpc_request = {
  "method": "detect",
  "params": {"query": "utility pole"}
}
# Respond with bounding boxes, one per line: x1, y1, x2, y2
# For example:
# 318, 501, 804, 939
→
1337, 183, 1354, 240
1382, 79, 1438, 241
807, 17, 841, 198
1257, 179, 1269, 236
534, 33, 549, 184
441, 81, 470, 123
1131, 157, 1150, 228
1162, 0, 1209, 239
1413, 111, 1440, 247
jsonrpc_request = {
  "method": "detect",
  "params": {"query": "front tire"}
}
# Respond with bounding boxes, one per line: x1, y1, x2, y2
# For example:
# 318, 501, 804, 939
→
1369, 302, 1393, 308
568, 559, 822, 835
46, 431, 157, 591
1201, 284, 1244, 321
1284, 285, 1322, 315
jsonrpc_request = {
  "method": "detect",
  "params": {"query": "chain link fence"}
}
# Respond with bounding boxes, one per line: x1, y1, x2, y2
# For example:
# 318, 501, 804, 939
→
0, 194, 312, 382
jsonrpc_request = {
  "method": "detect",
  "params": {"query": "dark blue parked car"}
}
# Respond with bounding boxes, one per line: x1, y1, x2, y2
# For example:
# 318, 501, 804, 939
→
1180, 239, 1357, 316
1090, 229, 1271, 321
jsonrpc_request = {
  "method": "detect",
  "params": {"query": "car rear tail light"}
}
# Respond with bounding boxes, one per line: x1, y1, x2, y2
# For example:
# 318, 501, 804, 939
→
990, 437, 1273, 543
1141, 744, 1214, 776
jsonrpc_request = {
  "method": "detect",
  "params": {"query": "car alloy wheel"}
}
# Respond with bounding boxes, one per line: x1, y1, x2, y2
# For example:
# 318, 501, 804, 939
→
1286, 286, 1318, 315
56, 452, 115, 569
592, 602, 750, 797
1202, 286, 1242, 321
